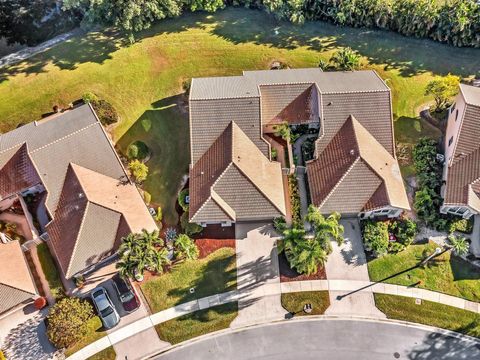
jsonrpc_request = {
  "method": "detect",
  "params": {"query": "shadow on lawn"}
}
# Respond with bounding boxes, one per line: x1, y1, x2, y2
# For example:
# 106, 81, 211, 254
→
407, 328, 480, 359
0, 29, 125, 83
450, 256, 480, 282
210, 9, 480, 78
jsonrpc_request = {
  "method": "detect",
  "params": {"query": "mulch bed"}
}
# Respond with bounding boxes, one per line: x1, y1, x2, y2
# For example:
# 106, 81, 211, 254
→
195, 238, 235, 259
278, 252, 326, 282
194, 223, 235, 240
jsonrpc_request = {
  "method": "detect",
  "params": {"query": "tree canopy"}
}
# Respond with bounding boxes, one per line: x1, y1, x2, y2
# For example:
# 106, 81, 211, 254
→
425, 74, 460, 111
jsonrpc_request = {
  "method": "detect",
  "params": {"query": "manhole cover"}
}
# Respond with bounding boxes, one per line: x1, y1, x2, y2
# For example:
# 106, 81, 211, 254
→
393, 352, 401, 359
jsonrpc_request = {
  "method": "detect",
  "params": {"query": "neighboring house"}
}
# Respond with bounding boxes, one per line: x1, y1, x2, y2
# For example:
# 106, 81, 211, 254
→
0, 104, 156, 282
441, 84, 480, 219
0, 241, 38, 316
189, 68, 409, 226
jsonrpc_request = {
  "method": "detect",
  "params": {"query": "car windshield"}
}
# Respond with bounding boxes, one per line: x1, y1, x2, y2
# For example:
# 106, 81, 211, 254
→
93, 290, 103, 298
121, 293, 134, 302
100, 306, 114, 317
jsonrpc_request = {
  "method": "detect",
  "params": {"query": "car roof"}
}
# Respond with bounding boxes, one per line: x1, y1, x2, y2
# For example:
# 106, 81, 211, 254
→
113, 275, 131, 293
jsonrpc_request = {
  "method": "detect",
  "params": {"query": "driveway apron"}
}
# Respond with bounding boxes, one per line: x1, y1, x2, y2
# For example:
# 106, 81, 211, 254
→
230, 222, 285, 328
325, 219, 386, 318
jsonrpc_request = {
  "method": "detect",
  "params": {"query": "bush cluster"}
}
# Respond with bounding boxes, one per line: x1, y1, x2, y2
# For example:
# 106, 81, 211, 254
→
127, 140, 150, 160
82, 92, 119, 126
412, 138, 444, 229
448, 216, 474, 234
362, 218, 417, 256
288, 175, 302, 228
178, 189, 189, 212
180, 211, 203, 236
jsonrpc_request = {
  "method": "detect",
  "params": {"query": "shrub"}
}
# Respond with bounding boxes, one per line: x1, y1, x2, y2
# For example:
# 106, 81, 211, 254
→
388, 241, 405, 254
330, 47, 361, 70
180, 211, 203, 236
273, 216, 287, 233
90, 99, 119, 126
82, 91, 98, 104
389, 218, 417, 247
288, 175, 302, 228
46, 297, 94, 349
129, 160, 148, 183
271, 148, 278, 161
178, 189, 189, 212
174, 234, 199, 261
448, 216, 474, 234
425, 74, 460, 112
143, 191, 152, 205
362, 220, 389, 257
165, 227, 177, 243
127, 141, 150, 160
182, 79, 191, 95
155, 207, 163, 222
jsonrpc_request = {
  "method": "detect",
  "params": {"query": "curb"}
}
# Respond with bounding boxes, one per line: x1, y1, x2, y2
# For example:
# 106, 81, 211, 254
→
143, 315, 480, 359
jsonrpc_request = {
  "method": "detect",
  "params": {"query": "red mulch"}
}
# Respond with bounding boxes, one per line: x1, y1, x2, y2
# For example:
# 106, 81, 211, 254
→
195, 238, 235, 259
278, 252, 327, 282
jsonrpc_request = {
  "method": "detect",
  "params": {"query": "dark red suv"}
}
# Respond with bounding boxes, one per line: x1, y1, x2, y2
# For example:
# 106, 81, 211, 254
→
112, 274, 140, 313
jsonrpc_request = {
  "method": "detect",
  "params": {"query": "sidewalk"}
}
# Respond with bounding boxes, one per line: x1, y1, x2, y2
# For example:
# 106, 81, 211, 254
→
67, 278, 480, 360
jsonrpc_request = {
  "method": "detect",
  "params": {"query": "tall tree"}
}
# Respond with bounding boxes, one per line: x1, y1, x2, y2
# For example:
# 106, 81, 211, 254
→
425, 74, 460, 111
330, 47, 361, 71
305, 205, 344, 254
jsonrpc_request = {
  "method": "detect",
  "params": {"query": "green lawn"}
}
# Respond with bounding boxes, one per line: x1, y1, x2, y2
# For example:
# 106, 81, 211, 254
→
86, 346, 116, 360
64, 317, 108, 357
1, 8, 479, 223
375, 293, 480, 338
36, 243, 64, 300
368, 242, 480, 302
155, 302, 238, 344
281, 291, 330, 316
140, 247, 236, 312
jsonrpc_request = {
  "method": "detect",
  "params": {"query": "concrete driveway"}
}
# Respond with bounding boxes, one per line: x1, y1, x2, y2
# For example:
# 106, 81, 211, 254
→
81, 275, 169, 359
0, 305, 58, 360
230, 222, 285, 328
325, 219, 385, 318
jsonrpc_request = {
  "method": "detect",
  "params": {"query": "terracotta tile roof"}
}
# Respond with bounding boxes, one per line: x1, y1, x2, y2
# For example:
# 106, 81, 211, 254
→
190, 122, 285, 223
444, 85, 480, 210
47, 164, 157, 278
308, 116, 409, 213
260, 84, 319, 125
0, 241, 38, 313
0, 143, 42, 200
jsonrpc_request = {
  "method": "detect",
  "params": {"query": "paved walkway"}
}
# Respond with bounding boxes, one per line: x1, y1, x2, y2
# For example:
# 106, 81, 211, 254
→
0, 29, 82, 68
324, 219, 386, 318
230, 223, 285, 328
66, 278, 480, 360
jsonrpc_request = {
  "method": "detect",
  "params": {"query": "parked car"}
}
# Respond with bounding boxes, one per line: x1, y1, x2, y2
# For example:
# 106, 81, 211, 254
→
91, 287, 120, 329
112, 274, 140, 313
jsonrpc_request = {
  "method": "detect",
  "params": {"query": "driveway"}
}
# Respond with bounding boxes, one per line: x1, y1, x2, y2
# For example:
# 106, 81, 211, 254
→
0, 305, 58, 360
77, 270, 169, 360
154, 318, 480, 360
325, 219, 385, 318
230, 222, 285, 328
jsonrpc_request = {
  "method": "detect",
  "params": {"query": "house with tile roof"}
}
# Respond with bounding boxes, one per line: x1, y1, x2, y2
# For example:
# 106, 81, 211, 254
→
0, 240, 38, 316
441, 84, 480, 219
189, 68, 410, 226
0, 104, 157, 282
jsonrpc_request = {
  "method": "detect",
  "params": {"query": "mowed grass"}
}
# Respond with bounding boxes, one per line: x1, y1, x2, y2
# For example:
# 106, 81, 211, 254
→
155, 302, 238, 344
36, 242, 64, 299
64, 317, 108, 357
368, 242, 480, 302
140, 248, 236, 312
1, 8, 479, 221
375, 294, 480, 338
281, 291, 330, 316
86, 346, 116, 360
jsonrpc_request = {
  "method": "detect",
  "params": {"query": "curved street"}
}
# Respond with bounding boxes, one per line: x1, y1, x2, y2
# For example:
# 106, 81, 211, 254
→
154, 318, 480, 360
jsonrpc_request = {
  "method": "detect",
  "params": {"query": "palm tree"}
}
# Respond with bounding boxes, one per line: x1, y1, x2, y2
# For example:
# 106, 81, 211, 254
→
279, 227, 327, 275
116, 229, 170, 279
174, 234, 199, 261
446, 235, 469, 256
305, 205, 344, 254
330, 47, 361, 71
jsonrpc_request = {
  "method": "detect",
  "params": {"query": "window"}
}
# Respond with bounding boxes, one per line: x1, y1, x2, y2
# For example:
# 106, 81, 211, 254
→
455, 109, 459, 121
449, 136, 454, 146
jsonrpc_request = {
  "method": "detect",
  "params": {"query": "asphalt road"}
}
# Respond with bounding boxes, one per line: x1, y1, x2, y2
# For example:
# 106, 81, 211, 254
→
153, 318, 480, 360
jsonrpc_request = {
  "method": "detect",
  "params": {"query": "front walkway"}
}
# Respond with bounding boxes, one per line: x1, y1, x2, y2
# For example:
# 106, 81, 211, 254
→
324, 219, 386, 318
230, 223, 285, 328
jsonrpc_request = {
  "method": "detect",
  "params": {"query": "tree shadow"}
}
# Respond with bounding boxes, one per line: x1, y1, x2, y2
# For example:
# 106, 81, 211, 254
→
0, 29, 126, 83
2, 311, 57, 360
407, 327, 480, 359
210, 8, 480, 78
450, 255, 480, 282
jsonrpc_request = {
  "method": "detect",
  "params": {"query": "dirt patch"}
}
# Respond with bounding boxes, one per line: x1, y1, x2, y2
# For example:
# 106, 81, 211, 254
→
146, 45, 170, 76
278, 252, 326, 282
196, 239, 235, 259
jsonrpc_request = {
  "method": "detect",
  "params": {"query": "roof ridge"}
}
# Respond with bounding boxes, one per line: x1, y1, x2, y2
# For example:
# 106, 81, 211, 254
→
211, 190, 236, 220
319, 157, 361, 208
64, 200, 90, 278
